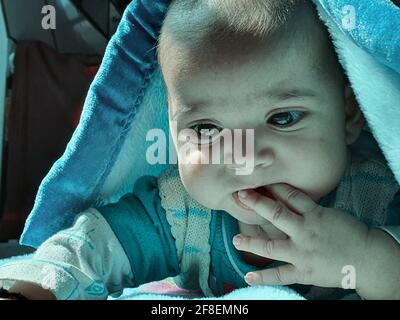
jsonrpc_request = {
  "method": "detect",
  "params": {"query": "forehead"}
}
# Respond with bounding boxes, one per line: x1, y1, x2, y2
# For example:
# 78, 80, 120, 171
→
160, 3, 340, 110
164, 32, 325, 103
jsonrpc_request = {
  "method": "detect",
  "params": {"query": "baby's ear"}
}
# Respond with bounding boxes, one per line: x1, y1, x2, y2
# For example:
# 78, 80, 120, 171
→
344, 85, 365, 145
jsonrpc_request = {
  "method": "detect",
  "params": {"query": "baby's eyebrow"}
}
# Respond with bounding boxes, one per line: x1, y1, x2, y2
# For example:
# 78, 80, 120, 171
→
171, 87, 316, 121
171, 105, 196, 121
255, 88, 317, 102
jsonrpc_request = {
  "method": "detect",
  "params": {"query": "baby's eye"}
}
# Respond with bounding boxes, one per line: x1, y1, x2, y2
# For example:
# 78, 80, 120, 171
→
189, 123, 223, 144
268, 111, 305, 128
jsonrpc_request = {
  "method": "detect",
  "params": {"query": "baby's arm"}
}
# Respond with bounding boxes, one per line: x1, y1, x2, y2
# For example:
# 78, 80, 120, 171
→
0, 209, 133, 300
355, 228, 400, 300
357, 192, 400, 299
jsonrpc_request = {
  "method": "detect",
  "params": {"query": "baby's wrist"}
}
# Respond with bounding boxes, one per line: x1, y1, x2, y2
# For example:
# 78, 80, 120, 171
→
352, 228, 374, 298
355, 228, 400, 299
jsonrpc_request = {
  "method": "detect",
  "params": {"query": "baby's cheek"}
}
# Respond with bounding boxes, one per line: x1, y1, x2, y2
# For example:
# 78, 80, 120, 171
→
179, 163, 206, 194
180, 164, 222, 206
307, 146, 347, 199
177, 144, 210, 165
179, 162, 205, 178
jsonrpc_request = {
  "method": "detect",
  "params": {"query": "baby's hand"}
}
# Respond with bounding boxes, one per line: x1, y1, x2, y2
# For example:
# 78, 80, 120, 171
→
232, 184, 370, 290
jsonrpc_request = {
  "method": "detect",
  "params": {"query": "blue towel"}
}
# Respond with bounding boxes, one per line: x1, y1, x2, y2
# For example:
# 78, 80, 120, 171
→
315, 0, 400, 182
20, 0, 171, 248
20, 0, 400, 251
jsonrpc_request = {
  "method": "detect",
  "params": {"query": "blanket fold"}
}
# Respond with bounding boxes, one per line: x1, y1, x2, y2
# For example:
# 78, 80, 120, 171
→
20, 0, 171, 248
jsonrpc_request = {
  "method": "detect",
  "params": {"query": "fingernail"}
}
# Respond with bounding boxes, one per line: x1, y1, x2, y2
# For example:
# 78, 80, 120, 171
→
233, 235, 243, 247
245, 272, 258, 285
238, 190, 248, 200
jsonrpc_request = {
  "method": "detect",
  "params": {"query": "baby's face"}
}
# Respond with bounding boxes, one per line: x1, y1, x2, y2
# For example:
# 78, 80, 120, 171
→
161, 6, 353, 225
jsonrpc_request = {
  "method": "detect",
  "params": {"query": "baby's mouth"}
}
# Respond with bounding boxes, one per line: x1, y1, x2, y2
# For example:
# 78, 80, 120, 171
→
253, 186, 276, 200
232, 186, 276, 211
232, 191, 252, 211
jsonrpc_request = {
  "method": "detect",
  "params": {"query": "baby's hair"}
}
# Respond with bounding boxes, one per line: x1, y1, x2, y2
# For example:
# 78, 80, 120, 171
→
158, 0, 347, 90
204, 0, 297, 37
157, 0, 302, 64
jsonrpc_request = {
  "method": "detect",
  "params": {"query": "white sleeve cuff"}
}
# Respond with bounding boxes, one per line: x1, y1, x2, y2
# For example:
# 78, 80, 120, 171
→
0, 209, 133, 300
0, 259, 93, 300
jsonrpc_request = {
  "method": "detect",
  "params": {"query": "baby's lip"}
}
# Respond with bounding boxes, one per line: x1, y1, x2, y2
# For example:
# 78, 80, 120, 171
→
232, 191, 253, 211
231, 186, 276, 211
253, 186, 276, 200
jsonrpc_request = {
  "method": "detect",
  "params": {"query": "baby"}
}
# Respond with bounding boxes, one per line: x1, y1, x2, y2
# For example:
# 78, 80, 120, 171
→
1, 0, 400, 300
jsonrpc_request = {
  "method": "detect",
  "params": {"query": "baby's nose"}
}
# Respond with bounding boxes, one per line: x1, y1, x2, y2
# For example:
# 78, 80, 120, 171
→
253, 147, 275, 169
251, 128, 275, 169
223, 133, 274, 172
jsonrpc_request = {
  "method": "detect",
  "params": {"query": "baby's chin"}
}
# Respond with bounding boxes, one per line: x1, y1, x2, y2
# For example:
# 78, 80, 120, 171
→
306, 187, 335, 204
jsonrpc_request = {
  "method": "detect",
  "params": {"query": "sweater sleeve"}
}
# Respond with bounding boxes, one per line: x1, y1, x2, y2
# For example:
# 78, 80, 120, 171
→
0, 175, 180, 300
0, 209, 133, 300
97, 175, 181, 286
